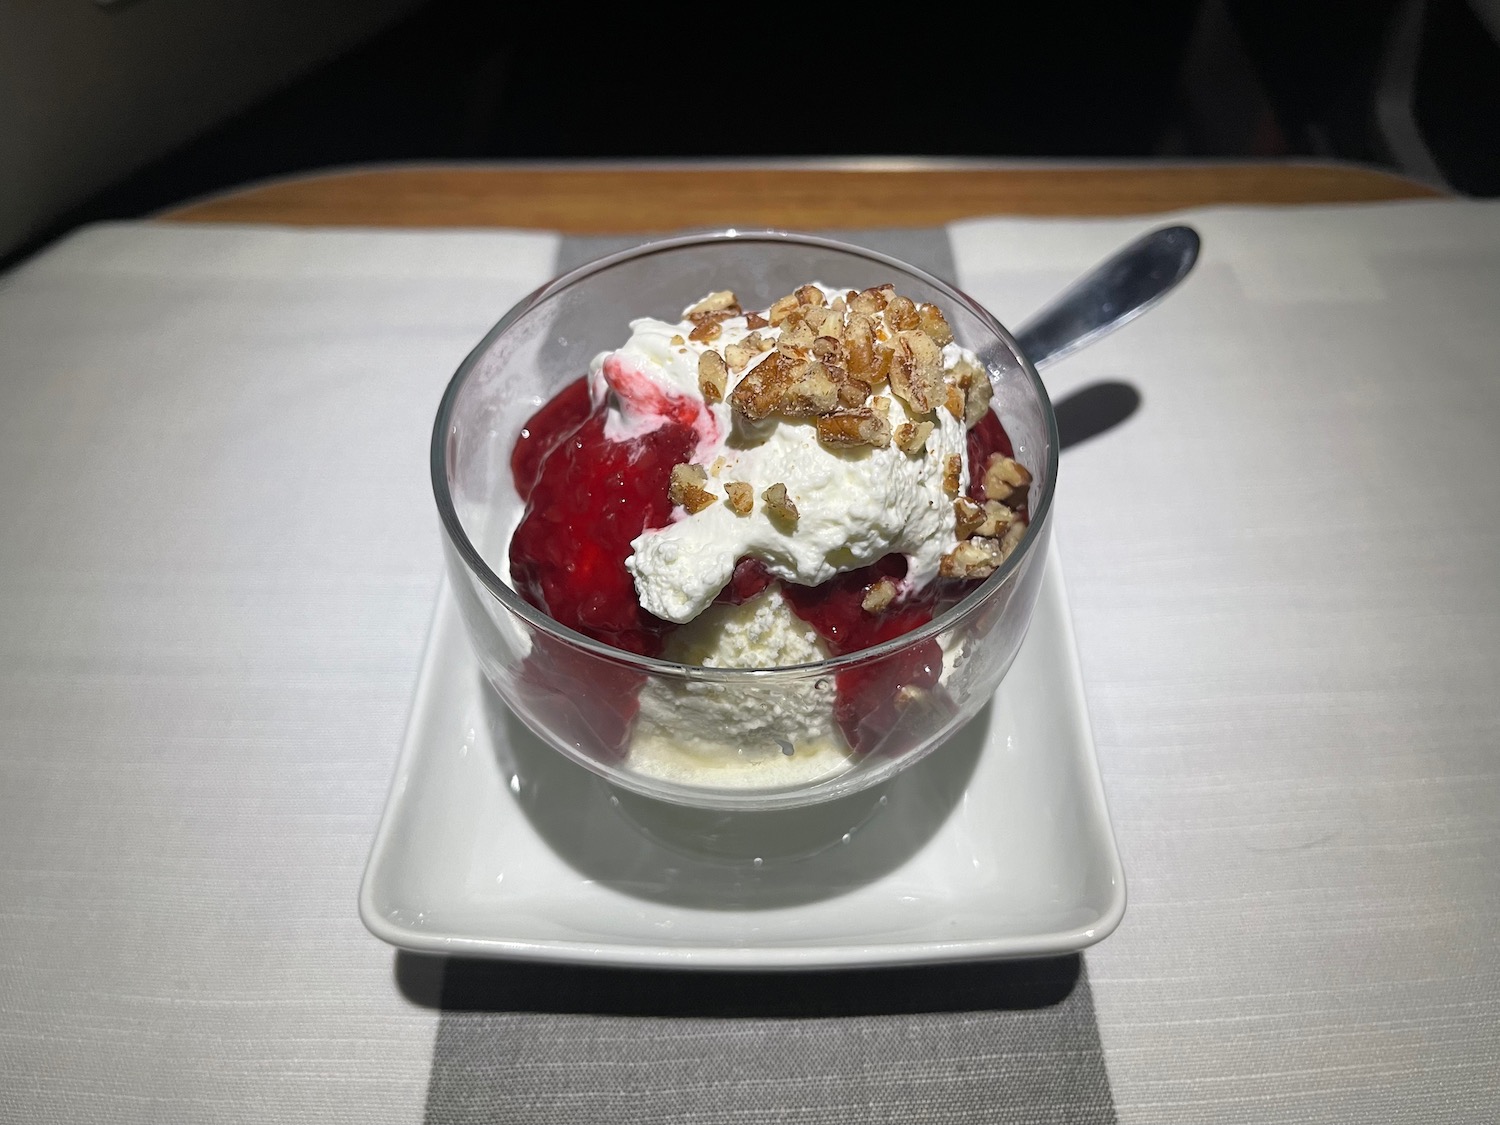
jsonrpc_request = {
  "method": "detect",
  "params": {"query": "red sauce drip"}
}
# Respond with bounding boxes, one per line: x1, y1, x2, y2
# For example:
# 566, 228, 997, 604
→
511, 377, 593, 502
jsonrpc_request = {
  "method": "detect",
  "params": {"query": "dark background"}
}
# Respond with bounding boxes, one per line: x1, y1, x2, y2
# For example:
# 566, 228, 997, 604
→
24, 0, 1500, 258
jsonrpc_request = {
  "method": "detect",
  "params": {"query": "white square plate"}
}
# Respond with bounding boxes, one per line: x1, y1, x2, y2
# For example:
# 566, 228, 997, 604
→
360, 548, 1125, 969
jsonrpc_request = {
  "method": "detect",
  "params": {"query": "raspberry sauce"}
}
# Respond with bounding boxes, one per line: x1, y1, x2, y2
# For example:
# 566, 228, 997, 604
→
509, 377, 694, 657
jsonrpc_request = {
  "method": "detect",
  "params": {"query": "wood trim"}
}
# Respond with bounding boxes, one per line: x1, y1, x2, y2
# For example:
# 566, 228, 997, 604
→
159, 162, 1443, 232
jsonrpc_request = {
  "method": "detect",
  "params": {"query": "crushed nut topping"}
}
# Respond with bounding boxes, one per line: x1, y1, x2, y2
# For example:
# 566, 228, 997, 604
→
783, 361, 841, 416
668, 463, 717, 514
689, 318, 725, 343
942, 453, 963, 497
723, 341, 752, 373
939, 537, 1004, 579
762, 482, 798, 526
982, 454, 1032, 503
670, 334, 685, 346
743, 311, 769, 329
849, 284, 894, 315
885, 294, 920, 331
777, 319, 816, 350
816, 408, 892, 449
728, 351, 837, 420
918, 302, 954, 346
687, 290, 742, 318
944, 383, 965, 420
999, 518, 1027, 558
861, 577, 898, 613
698, 350, 728, 403
724, 481, 754, 515
893, 420, 934, 455
953, 496, 985, 540
952, 358, 992, 427
888, 330, 945, 414
768, 294, 800, 326
976, 500, 1014, 539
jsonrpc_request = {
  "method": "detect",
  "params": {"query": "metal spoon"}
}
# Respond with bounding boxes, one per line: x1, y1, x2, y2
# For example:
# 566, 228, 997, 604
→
1012, 224, 1200, 368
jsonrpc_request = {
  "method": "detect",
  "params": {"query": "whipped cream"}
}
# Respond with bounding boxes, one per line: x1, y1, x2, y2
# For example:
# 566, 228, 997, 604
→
590, 285, 977, 625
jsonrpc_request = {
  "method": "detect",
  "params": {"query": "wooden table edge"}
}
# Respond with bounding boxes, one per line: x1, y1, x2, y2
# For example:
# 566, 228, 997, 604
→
158, 159, 1447, 231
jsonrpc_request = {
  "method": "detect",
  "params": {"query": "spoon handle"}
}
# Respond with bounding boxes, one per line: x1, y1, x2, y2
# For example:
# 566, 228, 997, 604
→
1012, 224, 1201, 369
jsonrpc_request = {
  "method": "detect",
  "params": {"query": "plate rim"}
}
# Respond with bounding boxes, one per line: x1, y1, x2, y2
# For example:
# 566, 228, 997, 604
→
358, 544, 1127, 970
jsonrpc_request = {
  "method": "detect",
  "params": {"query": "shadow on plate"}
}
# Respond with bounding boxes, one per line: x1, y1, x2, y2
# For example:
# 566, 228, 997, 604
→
1054, 380, 1141, 449
480, 676, 985, 911
395, 949, 1085, 1017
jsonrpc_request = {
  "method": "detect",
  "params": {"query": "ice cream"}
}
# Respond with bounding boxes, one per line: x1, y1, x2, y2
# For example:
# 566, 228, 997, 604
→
507, 282, 1033, 785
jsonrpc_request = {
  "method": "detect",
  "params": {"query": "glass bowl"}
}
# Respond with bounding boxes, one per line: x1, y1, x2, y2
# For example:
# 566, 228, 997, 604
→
432, 231, 1058, 811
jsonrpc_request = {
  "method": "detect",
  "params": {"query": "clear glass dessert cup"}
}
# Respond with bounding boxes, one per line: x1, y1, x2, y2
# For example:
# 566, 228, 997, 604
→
432, 231, 1058, 811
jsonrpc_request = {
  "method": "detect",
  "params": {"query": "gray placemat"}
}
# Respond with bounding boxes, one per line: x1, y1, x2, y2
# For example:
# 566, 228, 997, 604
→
420, 957, 1115, 1125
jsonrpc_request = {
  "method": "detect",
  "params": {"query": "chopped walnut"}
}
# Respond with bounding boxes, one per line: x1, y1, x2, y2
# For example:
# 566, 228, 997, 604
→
723, 341, 752, 373
849, 285, 894, 315
861, 577, 898, 613
952, 358, 993, 427
953, 496, 985, 539
942, 453, 962, 497
743, 330, 772, 353
668, 463, 716, 514
724, 481, 754, 515
728, 352, 792, 419
777, 319, 816, 350
670, 334, 685, 347
843, 313, 877, 378
998, 517, 1027, 559
687, 290, 741, 318
794, 284, 826, 307
982, 454, 1032, 502
870, 395, 891, 418
885, 295, 920, 331
812, 333, 845, 362
944, 383, 965, 420
918, 302, 954, 346
783, 361, 840, 416
768, 294, 800, 326
834, 371, 872, 409
698, 350, 729, 403
689, 317, 726, 343
893, 420, 934, 455
744, 311, 769, 330
887, 330, 945, 413
815, 408, 892, 448
729, 352, 838, 419
762, 482, 799, 526
939, 537, 1004, 579
976, 500, 1014, 539
803, 307, 839, 336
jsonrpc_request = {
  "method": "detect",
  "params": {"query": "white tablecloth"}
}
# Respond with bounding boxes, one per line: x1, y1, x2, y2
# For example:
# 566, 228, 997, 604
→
1, 202, 1496, 1123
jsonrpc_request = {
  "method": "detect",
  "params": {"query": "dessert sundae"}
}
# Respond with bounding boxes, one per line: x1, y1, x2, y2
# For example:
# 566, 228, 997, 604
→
507, 282, 1032, 786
